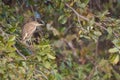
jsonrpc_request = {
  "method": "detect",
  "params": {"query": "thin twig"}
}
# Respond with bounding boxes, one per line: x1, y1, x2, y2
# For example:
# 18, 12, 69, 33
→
35, 69, 48, 80
13, 45, 27, 60
85, 56, 98, 80
1, 27, 26, 60
63, 39, 77, 57
64, 24, 73, 35
65, 3, 119, 38
95, 22, 119, 38
65, 3, 89, 21
95, 40, 99, 58
30, 5, 37, 21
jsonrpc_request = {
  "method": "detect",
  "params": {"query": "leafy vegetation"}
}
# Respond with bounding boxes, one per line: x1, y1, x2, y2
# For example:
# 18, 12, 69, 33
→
0, 0, 120, 80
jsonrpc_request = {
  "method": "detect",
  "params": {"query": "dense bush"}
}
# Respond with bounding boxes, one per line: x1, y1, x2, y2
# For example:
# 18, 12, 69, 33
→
0, 0, 120, 80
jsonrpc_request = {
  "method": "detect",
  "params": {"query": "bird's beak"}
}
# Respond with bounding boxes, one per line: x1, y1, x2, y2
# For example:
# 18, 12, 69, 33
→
37, 23, 44, 26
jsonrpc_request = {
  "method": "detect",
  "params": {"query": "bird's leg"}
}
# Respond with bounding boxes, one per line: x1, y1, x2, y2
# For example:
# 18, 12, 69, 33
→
24, 41, 29, 47
28, 39, 35, 51
28, 36, 34, 47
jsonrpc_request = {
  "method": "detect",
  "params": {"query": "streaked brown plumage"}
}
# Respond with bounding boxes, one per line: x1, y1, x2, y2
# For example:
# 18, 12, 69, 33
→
22, 21, 43, 43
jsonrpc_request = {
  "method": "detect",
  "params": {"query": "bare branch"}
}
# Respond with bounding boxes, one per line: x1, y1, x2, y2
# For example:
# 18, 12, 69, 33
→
65, 3, 119, 38
65, 3, 89, 21
13, 45, 27, 60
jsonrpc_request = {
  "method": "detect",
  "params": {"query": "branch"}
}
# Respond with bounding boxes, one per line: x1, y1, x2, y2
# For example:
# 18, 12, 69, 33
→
13, 45, 27, 60
35, 69, 48, 80
65, 3, 89, 21
65, 3, 119, 38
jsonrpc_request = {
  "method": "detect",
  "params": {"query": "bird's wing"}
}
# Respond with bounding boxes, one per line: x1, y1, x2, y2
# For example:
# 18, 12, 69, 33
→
22, 23, 36, 40
22, 32, 27, 40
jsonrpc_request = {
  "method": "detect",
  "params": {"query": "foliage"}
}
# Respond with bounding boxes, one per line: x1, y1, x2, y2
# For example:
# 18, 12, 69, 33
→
0, 0, 120, 80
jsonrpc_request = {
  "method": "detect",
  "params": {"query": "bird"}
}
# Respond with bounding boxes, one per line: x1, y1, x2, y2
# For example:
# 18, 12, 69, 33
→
21, 21, 43, 44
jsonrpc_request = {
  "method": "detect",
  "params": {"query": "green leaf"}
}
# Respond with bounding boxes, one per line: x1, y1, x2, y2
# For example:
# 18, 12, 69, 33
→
9, 27, 16, 33
47, 54, 56, 59
112, 39, 120, 48
109, 47, 119, 53
110, 54, 119, 65
112, 54, 119, 65
107, 27, 112, 35
94, 31, 102, 36
44, 61, 50, 69
58, 15, 67, 24
8, 35, 16, 42
0, 35, 3, 41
